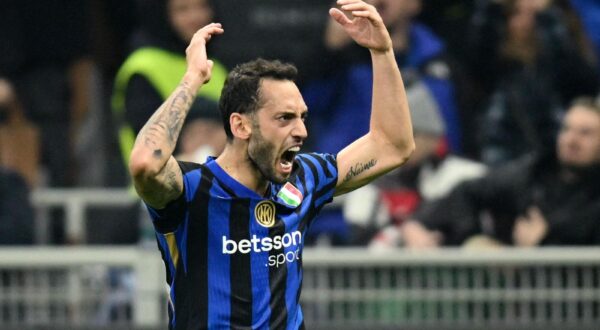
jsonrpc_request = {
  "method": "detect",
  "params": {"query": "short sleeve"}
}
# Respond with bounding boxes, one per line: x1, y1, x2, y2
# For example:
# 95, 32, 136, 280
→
145, 161, 201, 233
296, 153, 338, 208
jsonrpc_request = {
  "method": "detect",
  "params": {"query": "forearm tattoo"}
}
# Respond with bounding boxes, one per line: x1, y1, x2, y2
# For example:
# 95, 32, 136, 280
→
343, 159, 377, 183
165, 161, 180, 192
138, 82, 194, 159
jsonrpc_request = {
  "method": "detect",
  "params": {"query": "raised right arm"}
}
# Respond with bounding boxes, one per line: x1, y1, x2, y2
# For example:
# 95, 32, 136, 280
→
128, 23, 224, 209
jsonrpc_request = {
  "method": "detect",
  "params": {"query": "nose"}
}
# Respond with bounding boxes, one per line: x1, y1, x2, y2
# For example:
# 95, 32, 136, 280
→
293, 118, 308, 141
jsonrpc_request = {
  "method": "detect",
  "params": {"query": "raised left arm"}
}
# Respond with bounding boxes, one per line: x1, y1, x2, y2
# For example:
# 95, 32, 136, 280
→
331, 0, 415, 195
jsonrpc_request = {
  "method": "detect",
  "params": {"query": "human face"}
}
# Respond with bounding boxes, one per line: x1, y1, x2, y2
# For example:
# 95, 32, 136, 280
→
180, 119, 226, 156
557, 106, 600, 168
508, 0, 538, 44
168, 0, 213, 43
247, 79, 308, 184
369, 0, 421, 28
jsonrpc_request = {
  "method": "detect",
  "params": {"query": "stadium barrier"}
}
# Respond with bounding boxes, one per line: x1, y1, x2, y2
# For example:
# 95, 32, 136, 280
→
301, 248, 600, 330
0, 247, 164, 329
31, 188, 139, 244
13, 189, 600, 329
1, 247, 599, 329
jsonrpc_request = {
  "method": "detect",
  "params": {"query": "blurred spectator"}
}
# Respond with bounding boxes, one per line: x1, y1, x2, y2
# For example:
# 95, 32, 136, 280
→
303, 0, 462, 154
346, 82, 486, 247
112, 0, 227, 173
0, 0, 94, 186
302, 0, 461, 245
416, 0, 484, 158
465, 0, 599, 165
175, 110, 226, 163
0, 167, 34, 245
0, 79, 40, 187
401, 97, 600, 248
306, 82, 483, 246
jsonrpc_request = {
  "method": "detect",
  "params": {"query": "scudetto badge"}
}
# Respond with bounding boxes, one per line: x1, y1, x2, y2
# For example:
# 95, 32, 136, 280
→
255, 200, 276, 228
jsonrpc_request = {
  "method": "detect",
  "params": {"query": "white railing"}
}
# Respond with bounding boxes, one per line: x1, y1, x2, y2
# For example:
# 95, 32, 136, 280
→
1, 247, 600, 329
22, 190, 600, 328
31, 188, 139, 244
0, 247, 165, 328
29, 188, 341, 244
301, 248, 600, 330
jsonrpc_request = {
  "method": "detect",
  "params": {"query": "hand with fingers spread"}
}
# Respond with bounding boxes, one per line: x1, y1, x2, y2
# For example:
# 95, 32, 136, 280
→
330, 0, 392, 53
185, 23, 224, 85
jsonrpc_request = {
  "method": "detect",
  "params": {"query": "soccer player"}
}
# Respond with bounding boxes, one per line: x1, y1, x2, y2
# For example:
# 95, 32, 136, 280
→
129, 0, 415, 329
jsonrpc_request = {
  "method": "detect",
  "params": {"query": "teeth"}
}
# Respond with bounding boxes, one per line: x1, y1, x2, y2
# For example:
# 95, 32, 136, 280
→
288, 146, 300, 152
280, 160, 292, 170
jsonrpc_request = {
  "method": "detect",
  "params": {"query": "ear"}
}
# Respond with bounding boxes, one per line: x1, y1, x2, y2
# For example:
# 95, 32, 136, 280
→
229, 113, 252, 140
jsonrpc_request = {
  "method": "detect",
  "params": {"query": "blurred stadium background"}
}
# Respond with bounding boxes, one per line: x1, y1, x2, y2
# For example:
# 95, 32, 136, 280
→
1, 0, 600, 329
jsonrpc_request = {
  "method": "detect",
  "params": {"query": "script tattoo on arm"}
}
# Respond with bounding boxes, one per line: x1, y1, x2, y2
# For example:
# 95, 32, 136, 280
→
343, 159, 377, 183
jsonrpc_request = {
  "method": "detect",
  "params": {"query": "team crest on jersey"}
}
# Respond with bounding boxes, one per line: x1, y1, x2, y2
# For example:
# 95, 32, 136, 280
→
255, 200, 276, 228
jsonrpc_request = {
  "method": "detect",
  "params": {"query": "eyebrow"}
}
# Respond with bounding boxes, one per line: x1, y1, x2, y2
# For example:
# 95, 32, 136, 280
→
276, 109, 307, 116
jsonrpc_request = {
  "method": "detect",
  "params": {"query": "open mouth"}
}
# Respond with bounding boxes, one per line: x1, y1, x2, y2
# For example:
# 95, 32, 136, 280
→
279, 146, 300, 172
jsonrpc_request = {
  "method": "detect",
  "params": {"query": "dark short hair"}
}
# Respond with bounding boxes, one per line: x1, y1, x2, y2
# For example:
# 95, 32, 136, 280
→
219, 58, 298, 140
569, 96, 600, 115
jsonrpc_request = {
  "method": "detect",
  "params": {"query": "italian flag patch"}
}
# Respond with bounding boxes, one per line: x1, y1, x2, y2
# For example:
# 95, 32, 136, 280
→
277, 182, 303, 208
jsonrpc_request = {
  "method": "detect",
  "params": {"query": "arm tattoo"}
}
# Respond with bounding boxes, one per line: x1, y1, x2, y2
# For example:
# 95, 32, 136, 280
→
162, 89, 191, 143
165, 167, 179, 192
138, 82, 194, 158
343, 159, 377, 183
143, 160, 181, 206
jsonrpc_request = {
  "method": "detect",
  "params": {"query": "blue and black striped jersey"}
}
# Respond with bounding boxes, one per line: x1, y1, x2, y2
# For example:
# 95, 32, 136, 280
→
146, 153, 338, 330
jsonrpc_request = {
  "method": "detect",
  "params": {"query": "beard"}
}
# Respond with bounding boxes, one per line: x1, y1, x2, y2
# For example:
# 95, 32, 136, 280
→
247, 127, 287, 184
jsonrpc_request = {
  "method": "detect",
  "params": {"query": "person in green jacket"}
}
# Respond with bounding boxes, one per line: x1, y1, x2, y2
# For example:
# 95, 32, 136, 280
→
113, 0, 227, 169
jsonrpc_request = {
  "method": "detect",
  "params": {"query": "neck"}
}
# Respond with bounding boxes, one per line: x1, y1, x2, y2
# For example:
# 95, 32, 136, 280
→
215, 142, 270, 195
559, 168, 577, 183
559, 162, 600, 183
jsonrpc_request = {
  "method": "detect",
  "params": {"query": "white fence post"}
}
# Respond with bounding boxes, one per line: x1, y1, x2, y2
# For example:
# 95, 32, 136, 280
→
133, 248, 165, 327
31, 188, 139, 244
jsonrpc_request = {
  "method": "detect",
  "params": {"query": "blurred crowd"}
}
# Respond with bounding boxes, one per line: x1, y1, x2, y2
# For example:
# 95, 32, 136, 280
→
1, 0, 599, 248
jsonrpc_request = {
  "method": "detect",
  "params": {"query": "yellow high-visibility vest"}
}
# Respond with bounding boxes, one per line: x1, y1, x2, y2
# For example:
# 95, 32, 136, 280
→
112, 47, 227, 166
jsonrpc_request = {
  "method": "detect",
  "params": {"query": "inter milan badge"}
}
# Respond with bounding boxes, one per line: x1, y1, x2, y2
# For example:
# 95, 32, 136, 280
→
276, 182, 303, 208
255, 200, 276, 228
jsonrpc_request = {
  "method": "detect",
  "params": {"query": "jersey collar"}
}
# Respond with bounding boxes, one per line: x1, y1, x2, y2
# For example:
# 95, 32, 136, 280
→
204, 157, 268, 200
